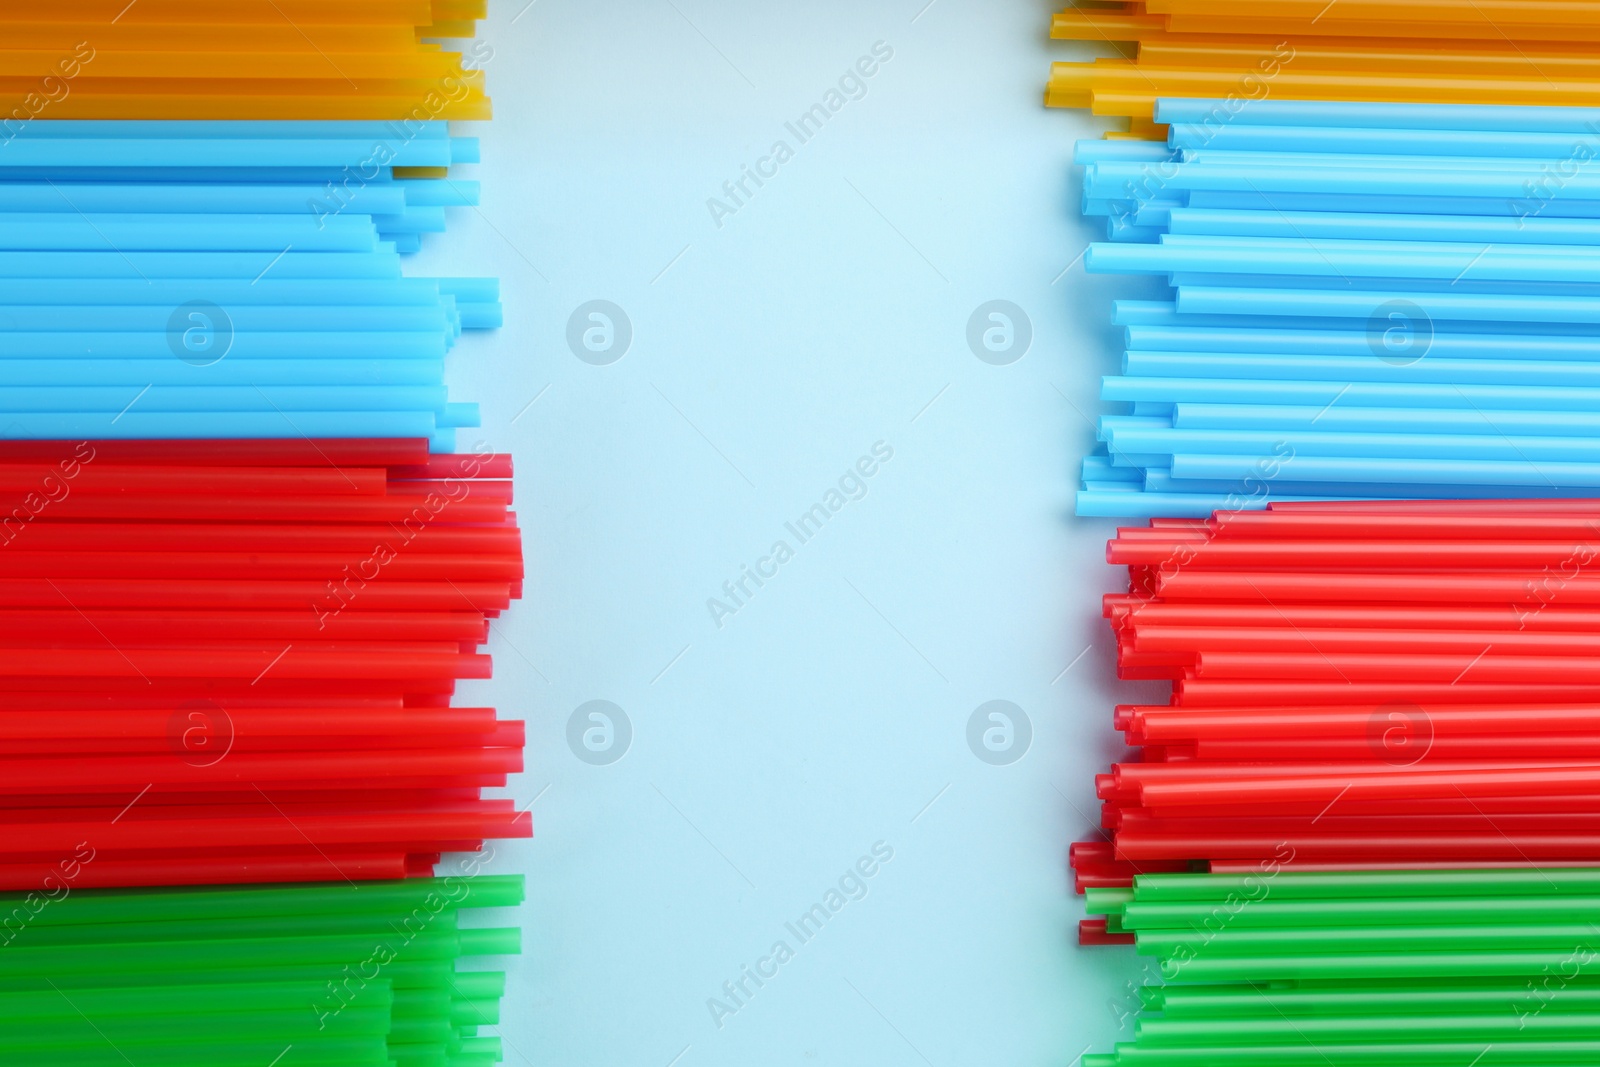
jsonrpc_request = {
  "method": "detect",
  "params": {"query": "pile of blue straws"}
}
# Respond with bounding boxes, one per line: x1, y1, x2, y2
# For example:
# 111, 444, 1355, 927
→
1077, 99, 1600, 518
0, 121, 497, 450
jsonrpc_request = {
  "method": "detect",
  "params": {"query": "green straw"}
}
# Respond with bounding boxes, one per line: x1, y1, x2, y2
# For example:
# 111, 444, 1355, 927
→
1121, 895, 1600, 929
1129, 868, 1600, 901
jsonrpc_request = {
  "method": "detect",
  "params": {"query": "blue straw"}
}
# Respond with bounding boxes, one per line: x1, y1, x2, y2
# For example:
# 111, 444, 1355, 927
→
0, 332, 448, 360
1153, 99, 1600, 133
1171, 404, 1600, 438
1123, 351, 1600, 387
0, 412, 439, 440
1103, 375, 1600, 411
0, 361, 444, 386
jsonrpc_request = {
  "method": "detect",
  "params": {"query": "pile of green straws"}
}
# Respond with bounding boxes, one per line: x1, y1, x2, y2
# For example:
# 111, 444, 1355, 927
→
0, 875, 522, 1067
1086, 868, 1600, 1065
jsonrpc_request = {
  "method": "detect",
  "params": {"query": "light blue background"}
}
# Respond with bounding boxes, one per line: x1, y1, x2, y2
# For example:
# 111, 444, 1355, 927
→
417, 2, 1165, 1063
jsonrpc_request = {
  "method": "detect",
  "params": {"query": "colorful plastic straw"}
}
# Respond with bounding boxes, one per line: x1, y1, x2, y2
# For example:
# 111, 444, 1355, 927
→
0, 874, 521, 1066
0, 438, 526, 889
0, 2, 490, 120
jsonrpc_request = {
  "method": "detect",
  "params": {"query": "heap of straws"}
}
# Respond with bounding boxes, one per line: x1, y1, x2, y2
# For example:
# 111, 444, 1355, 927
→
1048, 0, 1600, 126
0, 121, 496, 445
1051, 3, 1600, 1064
0, 4, 525, 1064
1085, 867, 1600, 1067
1075, 99, 1600, 517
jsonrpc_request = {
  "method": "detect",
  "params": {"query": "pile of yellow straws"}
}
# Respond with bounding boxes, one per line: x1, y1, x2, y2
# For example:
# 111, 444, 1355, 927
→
0, 0, 489, 120
1050, 0, 1600, 130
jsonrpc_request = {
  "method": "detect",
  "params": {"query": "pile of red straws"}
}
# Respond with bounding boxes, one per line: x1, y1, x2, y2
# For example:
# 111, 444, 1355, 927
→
0, 438, 527, 890
1076, 498, 1600, 940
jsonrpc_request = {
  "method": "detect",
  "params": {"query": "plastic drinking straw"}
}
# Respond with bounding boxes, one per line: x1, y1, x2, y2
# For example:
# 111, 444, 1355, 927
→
0, 136, 455, 167
0, 809, 529, 856
0, 549, 521, 581
1154, 97, 1600, 131
1133, 628, 1600, 659
0, 522, 518, 552
1131, 705, 1600, 738
1168, 406, 1600, 437
1110, 539, 1600, 568
1095, 241, 1600, 283
1162, 210, 1600, 244
0, 361, 445, 386
1168, 123, 1600, 157
1174, 287, 1600, 326
0, 330, 443, 358
0, 746, 521, 788
0, 706, 499, 740
1113, 426, 1600, 463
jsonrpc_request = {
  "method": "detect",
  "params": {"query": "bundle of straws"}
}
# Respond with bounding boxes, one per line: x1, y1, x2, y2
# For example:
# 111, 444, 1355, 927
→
1077, 499, 1600, 899
0, 876, 522, 1066
1085, 868, 1600, 1066
0, 8, 525, 1056
0, 437, 527, 890
1076, 99, 1600, 517
0, 120, 494, 448
0, 1, 489, 119
1052, 6, 1600, 1064
1048, 0, 1600, 124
